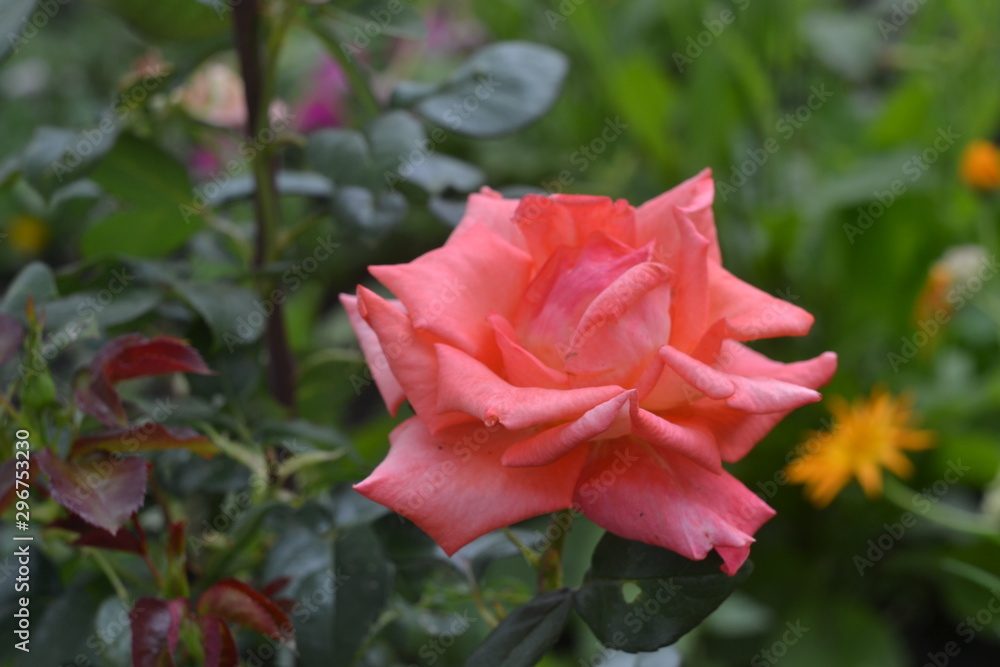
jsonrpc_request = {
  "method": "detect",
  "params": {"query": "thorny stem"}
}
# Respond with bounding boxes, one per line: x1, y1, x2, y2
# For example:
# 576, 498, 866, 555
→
232, 0, 296, 410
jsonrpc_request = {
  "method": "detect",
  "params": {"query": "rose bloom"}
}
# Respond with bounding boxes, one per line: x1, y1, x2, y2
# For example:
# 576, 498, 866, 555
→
342, 171, 836, 574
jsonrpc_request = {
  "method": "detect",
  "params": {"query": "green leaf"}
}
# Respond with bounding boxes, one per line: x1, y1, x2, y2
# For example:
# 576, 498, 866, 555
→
89, 0, 230, 42
19, 127, 101, 198
572, 533, 752, 653
1, 261, 57, 318
332, 523, 395, 662
170, 280, 266, 349
413, 41, 569, 138
307, 128, 374, 188
464, 589, 574, 667
41, 287, 161, 331
82, 134, 203, 257
405, 154, 485, 195
365, 110, 427, 174
332, 185, 408, 233
0, 0, 35, 64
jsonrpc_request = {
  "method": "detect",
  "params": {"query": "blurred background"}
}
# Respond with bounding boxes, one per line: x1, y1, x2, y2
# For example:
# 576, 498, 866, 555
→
2, 0, 1000, 665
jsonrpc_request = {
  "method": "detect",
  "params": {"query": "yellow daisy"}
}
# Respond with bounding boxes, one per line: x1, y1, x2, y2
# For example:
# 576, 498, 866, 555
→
786, 388, 935, 508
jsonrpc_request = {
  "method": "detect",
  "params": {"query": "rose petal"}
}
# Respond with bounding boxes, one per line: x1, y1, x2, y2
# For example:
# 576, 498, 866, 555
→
707, 263, 814, 341
354, 418, 588, 554
371, 223, 533, 359
666, 212, 710, 351
340, 294, 406, 415
575, 440, 775, 574
636, 168, 720, 263
489, 314, 568, 389
564, 261, 673, 387
513, 195, 636, 264
501, 392, 632, 467
435, 343, 624, 430
356, 287, 471, 432
448, 187, 525, 250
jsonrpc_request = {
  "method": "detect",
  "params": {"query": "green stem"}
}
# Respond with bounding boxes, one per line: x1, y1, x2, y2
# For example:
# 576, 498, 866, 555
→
88, 548, 130, 602
536, 510, 573, 594
883, 476, 1000, 543
233, 0, 297, 409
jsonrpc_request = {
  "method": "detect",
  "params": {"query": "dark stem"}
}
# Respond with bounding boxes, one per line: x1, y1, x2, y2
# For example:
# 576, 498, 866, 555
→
232, 0, 296, 409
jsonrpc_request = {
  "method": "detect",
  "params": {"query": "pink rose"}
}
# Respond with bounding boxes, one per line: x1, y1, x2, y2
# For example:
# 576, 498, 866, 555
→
342, 170, 836, 574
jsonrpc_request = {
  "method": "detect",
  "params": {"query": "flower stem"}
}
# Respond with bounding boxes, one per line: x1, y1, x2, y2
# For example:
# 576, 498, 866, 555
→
883, 475, 1000, 543
232, 0, 296, 410
536, 510, 574, 594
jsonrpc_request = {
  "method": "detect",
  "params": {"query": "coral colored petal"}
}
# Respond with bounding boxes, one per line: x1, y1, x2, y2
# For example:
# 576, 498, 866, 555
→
636, 168, 720, 263
449, 187, 525, 250
688, 350, 838, 462
501, 392, 632, 467
354, 418, 587, 554
357, 287, 470, 432
514, 195, 635, 264
666, 213, 710, 351
340, 294, 405, 415
371, 223, 533, 359
707, 264, 814, 341
435, 344, 624, 430
575, 441, 774, 575
629, 407, 722, 473
658, 345, 736, 400
489, 314, 568, 389
564, 261, 673, 387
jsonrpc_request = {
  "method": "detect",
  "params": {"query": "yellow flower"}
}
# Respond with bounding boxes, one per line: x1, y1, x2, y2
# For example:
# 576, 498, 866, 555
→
959, 140, 1000, 191
786, 389, 934, 508
6, 215, 50, 255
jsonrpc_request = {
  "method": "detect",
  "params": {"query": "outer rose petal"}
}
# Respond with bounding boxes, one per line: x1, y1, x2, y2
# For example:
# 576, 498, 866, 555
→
575, 440, 775, 574
448, 187, 526, 250
340, 294, 405, 415
707, 263, 814, 341
637, 168, 721, 263
435, 344, 624, 430
689, 347, 838, 462
357, 287, 471, 433
354, 418, 588, 555
665, 213, 710, 351
371, 223, 533, 360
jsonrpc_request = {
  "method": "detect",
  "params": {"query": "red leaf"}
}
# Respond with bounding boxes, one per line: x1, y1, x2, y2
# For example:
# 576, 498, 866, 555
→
69, 424, 219, 460
50, 514, 143, 554
131, 597, 185, 667
200, 615, 239, 667
259, 577, 295, 614
77, 334, 213, 427
167, 521, 186, 562
197, 579, 295, 648
36, 449, 148, 533
100, 335, 212, 383
0, 313, 24, 367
